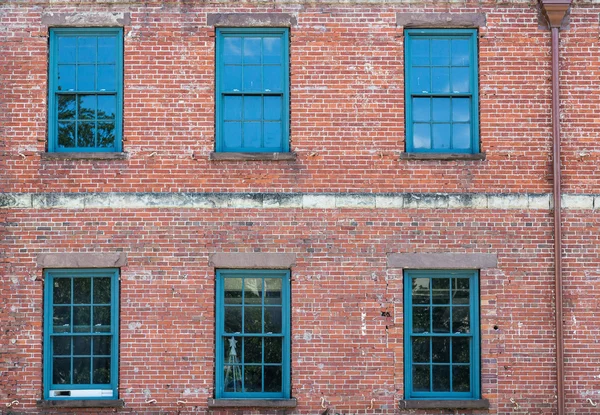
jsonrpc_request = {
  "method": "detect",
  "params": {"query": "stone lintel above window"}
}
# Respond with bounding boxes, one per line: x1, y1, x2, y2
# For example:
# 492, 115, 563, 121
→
37, 253, 127, 268
209, 253, 296, 269
207, 13, 297, 27
396, 12, 486, 28
41, 12, 130, 27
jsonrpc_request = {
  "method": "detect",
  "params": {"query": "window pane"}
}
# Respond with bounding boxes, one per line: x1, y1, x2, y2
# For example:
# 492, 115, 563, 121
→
432, 98, 450, 122
74, 336, 91, 355
223, 65, 242, 91
53, 358, 71, 384
412, 306, 429, 333
244, 278, 263, 304
264, 337, 282, 363
432, 337, 449, 363
224, 336, 241, 362
431, 67, 450, 93
451, 67, 470, 93
244, 365, 262, 392
413, 365, 430, 391
432, 123, 451, 150
93, 357, 111, 384
223, 96, 242, 121
243, 96, 262, 121
413, 124, 431, 149
453, 365, 470, 392
97, 122, 115, 148
264, 307, 282, 333
243, 122, 261, 149
245, 306, 262, 333
264, 278, 282, 305
411, 39, 430, 65
74, 278, 91, 303
98, 36, 116, 64
77, 121, 95, 147
412, 278, 430, 304
264, 66, 282, 92
73, 357, 91, 384
224, 364, 242, 392
94, 336, 111, 356
452, 306, 470, 333
223, 122, 242, 149
74, 306, 91, 332
224, 306, 242, 333
53, 306, 71, 332
93, 306, 111, 332
77, 65, 95, 91
97, 96, 116, 120
58, 121, 76, 147
412, 337, 429, 363
263, 37, 282, 64
432, 306, 450, 333
223, 37, 242, 64
432, 365, 450, 391
58, 95, 76, 120
77, 37, 96, 63
243, 38, 261, 64
452, 98, 470, 122
264, 96, 282, 121
411, 67, 430, 93
57, 65, 76, 91
452, 39, 470, 66
54, 337, 71, 356
412, 98, 430, 122
53, 278, 71, 304
452, 337, 470, 363
78, 95, 96, 120
224, 278, 242, 304
243, 66, 261, 91
98, 65, 116, 91
452, 124, 471, 150
264, 122, 282, 149
264, 366, 282, 392
431, 39, 450, 66
432, 278, 450, 304
244, 337, 262, 363
452, 278, 470, 304
58, 37, 76, 63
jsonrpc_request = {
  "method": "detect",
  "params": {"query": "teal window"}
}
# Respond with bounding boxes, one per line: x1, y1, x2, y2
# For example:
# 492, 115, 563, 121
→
404, 270, 480, 400
216, 270, 290, 399
216, 28, 289, 153
405, 29, 479, 153
43, 269, 119, 400
48, 28, 123, 152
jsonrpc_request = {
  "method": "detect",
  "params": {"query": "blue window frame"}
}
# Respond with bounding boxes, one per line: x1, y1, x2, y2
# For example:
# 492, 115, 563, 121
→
216, 28, 290, 153
405, 29, 479, 153
216, 269, 290, 399
404, 270, 480, 400
43, 269, 119, 400
48, 28, 123, 152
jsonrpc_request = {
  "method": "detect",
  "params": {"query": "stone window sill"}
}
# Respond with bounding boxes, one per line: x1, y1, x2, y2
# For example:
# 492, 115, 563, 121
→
400, 152, 486, 161
399, 399, 490, 409
36, 399, 125, 408
41, 152, 127, 160
207, 398, 297, 408
209, 152, 297, 161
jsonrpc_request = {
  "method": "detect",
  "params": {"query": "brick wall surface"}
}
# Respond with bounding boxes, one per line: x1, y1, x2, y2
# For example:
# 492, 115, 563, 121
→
1, 0, 600, 414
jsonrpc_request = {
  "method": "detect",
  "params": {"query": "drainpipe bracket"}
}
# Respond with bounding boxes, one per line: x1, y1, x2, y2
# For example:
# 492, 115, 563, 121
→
540, 0, 572, 28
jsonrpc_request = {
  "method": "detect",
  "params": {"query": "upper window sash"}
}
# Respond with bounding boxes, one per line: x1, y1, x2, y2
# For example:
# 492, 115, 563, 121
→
405, 29, 479, 154
48, 28, 123, 152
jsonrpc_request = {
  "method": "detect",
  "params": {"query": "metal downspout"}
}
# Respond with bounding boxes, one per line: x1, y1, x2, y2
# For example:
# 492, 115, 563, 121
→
540, 2, 571, 414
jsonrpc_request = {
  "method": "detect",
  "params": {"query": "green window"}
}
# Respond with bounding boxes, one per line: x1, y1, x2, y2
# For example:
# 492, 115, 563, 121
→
216, 270, 290, 399
48, 28, 123, 152
404, 270, 480, 400
216, 28, 290, 153
43, 269, 119, 400
405, 29, 479, 153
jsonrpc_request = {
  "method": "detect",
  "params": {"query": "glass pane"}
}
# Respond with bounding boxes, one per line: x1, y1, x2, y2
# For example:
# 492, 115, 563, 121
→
451, 67, 469, 93
411, 39, 430, 65
244, 278, 263, 304
97, 122, 115, 148
74, 278, 91, 303
452, 124, 471, 150
413, 124, 431, 150
412, 306, 429, 333
98, 36, 116, 64
223, 96, 242, 121
53, 306, 70, 332
244, 337, 262, 363
264, 122, 282, 149
412, 278, 430, 305
244, 365, 262, 392
223, 65, 242, 91
452, 278, 470, 304
223, 307, 244, 333
452, 306, 470, 333
58, 36, 76, 63
432, 278, 450, 304
93, 278, 112, 304
264, 366, 282, 392
74, 336, 91, 355
432, 307, 450, 333
93, 357, 111, 384
93, 306, 111, 332
97, 96, 116, 120
58, 95, 76, 119
77, 37, 96, 63
58, 121, 76, 147
54, 337, 71, 356
243, 96, 262, 121
94, 336, 111, 356
263, 37, 282, 64
412, 337, 429, 363
243, 37, 261, 64
264, 96, 282, 121
98, 65, 116, 91
53, 278, 71, 304
264, 66, 282, 92
411, 67, 430, 93
452, 337, 470, 363
452, 39, 470, 66
244, 306, 262, 333
264, 337, 282, 363
431, 67, 450, 93
264, 278, 282, 305
57, 65, 76, 91
53, 357, 71, 384
243, 122, 261, 149
77, 65, 95, 91
412, 98, 430, 122
452, 98, 470, 122
73, 357, 91, 384
77, 95, 97, 119
264, 307, 282, 333
432, 123, 451, 150
224, 278, 243, 304
432, 337, 450, 363
242, 65, 261, 91
224, 364, 242, 392
413, 365, 429, 391
73, 306, 91, 332
224, 337, 241, 363
223, 122, 242, 149
431, 39, 450, 66
77, 121, 96, 147
432, 365, 450, 391
223, 37, 242, 64
453, 365, 470, 392
432, 98, 450, 122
